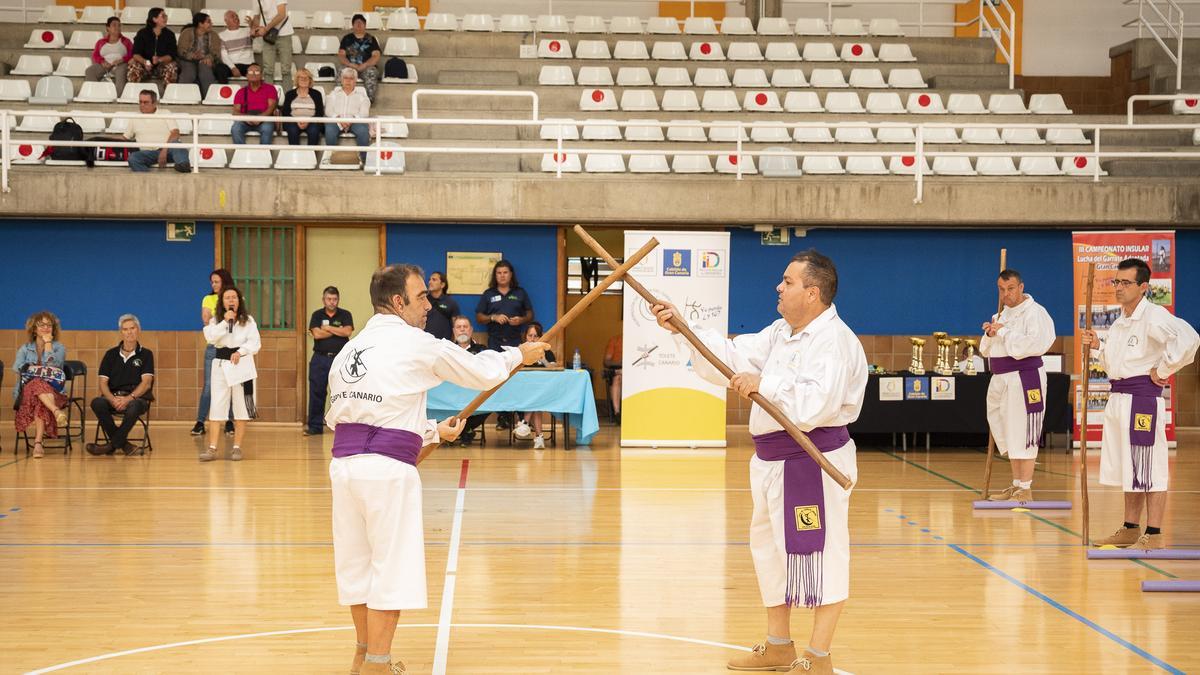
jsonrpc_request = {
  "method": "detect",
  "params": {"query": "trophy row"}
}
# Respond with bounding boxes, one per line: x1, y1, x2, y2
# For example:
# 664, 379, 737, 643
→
909, 333, 977, 376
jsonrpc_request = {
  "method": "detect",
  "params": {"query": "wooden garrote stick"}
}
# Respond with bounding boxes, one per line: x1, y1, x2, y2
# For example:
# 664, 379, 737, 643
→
1080, 262, 1096, 546
981, 248, 1007, 500
573, 225, 853, 491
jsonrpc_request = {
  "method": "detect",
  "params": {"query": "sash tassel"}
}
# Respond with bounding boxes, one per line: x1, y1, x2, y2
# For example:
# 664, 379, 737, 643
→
1026, 411, 1044, 451
786, 551, 823, 609
1131, 444, 1154, 492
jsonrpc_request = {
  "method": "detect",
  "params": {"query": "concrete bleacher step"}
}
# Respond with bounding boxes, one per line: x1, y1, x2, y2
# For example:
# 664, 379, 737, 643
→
436, 69, 520, 86
1105, 158, 1200, 176
928, 74, 1011, 90
427, 152, 520, 172
430, 124, 518, 141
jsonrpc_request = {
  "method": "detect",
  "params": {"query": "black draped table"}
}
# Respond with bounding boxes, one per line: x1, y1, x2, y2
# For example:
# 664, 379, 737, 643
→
848, 372, 1072, 449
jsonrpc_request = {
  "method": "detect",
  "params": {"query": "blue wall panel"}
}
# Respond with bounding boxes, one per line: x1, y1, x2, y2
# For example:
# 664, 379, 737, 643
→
385, 224, 559, 329
0, 220, 215, 331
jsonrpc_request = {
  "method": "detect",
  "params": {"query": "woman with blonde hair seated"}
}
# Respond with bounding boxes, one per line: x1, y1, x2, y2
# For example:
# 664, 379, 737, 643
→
12, 311, 70, 459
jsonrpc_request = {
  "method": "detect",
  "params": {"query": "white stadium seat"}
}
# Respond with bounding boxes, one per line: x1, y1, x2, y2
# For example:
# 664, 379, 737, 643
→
121, 6, 152, 23
1046, 127, 1089, 145
577, 66, 614, 86
203, 82, 238, 105
16, 112, 58, 132
1172, 97, 1200, 114
887, 68, 927, 88
165, 7, 191, 25
977, 156, 1020, 176
709, 123, 749, 142
580, 88, 617, 111
69, 111, 105, 133
79, 6, 114, 23
849, 69, 887, 88
118, 82, 158, 104
803, 155, 845, 174
847, 155, 889, 174
1063, 155, 1107, 176
825, 91, 865, 113
306, 61, 336, 81
889, 154, 930, 174
750, 122, 790, 143
765, 42, 801, 61
66, 30, 102, 50
12, 142, 46, 164
932, 156, 976, 175
841, 43, 878, 62
54, 56, 89, 77
1019, 156, 1063, 176
877, 126, 916, 143
306, 35, 339, 55
794, 18, 830, 36
802, 42, 839, 61
810, 69, 848, 88
1029, 94, 1073, 114
0, 79, 33, 101
732, 68, 769, 88
25, 29, 66, 48
541, 152, 581, 172
498, 14, 533, 32
364, 143, 405, 174
229, 148, 273, 169
701, 89, 740, 112
388, 10, 420, 31
73, 80, 116, 103
535, 14, 568, 32
727, 42, 765, 61
39, 5, 76, 22
572, 16, 606, 34
667, 120, 706, 142
771, 69, 808, 87
655, 67, 692, 87
716, 153, 757, 174
538, 38, 572, 58
617, 67, 653, 86
907, 92, 946, 113
582, 120, 622, 140
425, 13, 459, 31
462, 14, 495, 32
757, 18, 791, 36
310, 11, 344, 29
620, 90, 660, 111
672, 155, 714, 173
585, 154, 625, 173
161, 83, 201, 104
831, 18, 867, 36
689, 41, 726, 60
540, 119, 578, 140
721, 17, 755, 35
576, 40, 612, 59
743, 90, 782, 112
614, 40, 650, 60
924, 127, 961, 144
794, 126, 834, 143
379, 119, 409, 139
29, 76, 74, 105
988, 93, 1030, 114
651, 42, 688, 60
538, 65, 574, 85
629, 154, 670, 173
1002, 128, 1044, 145
609, 16, 645, 34
275, 148, 318, 170
684, 17, 718, 35
761, 147, 802, 176
865, 92, 905, 114
869, 18, 905, 36
694, 67, 731, 87
947, 93, 987, 114
287, 10, 308, 29
646, 16, 680, 34
961, 127, 1002, 144
197, 114, 234, 136
784, 91, 824, 112
835, 126, 875, 143
625, 119, 664, 141
879, 43, 917, 62
384, 37, 419, 56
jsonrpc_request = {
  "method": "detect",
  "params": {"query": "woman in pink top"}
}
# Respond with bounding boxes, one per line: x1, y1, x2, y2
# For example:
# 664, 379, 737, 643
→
85, 16, 133, 94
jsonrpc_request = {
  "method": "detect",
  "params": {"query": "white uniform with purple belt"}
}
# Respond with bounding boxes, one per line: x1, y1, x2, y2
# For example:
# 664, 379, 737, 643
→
326, 313, 521, 610
978, 294, 1055, 460
680, 305, 867, 608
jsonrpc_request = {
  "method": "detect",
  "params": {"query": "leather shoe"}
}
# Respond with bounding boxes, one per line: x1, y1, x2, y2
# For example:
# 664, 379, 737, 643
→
86, 443, 115, 456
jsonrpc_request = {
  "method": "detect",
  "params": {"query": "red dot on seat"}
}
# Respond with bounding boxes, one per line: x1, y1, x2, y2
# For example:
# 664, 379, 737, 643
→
42, 31, 54, 42
851, 44, 863, 56
728, 154, 738, 165
549, 40, 561, 52
1187, 98, 1198, 107
700, 42, 712, 55
755, 92, 768, 106
381, 151, 393, 160
200, 148, 213, 159
902, 155, 915, 167
591, 89, 604, 102
1074, 156, 1087, 169
553, 153, 564, 162
18, 144, 32, 156
918, 94, 931, 107
220, 85, 232, 97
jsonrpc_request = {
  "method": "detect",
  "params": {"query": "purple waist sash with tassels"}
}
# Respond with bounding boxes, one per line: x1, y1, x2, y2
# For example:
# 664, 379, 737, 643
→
332, 422, 422, 466
990, 356, 1046, 449
1109, 375, 1164, 491
752, 426, 850, 609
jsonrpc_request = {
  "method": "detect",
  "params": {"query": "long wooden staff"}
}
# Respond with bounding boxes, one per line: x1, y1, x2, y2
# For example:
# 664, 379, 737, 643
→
574, 225, 853, 490
1080, 262, 1095, 546
981, 248, 1007, 499
416, 233, 659, 463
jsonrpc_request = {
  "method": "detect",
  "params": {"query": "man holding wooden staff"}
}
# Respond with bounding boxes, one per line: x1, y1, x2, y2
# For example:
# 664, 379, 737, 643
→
653, 250, 866, 675
1081, 258, 1197, 549
979, 269, 1056, 502
326, 264, 548, 675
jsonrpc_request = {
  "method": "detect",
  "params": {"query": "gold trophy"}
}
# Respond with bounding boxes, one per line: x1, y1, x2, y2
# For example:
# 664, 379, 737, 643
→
963, 339, 978, 376
909, 337, 926, 375
951, 337, 962, 373
931, 332, 950, 375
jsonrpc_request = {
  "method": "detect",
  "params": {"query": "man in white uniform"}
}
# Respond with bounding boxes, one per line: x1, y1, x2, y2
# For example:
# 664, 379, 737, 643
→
979, 269, 1056, 502
1082, 258, 1197, 549
326, 264, 547, 675
653, 250, 866, 675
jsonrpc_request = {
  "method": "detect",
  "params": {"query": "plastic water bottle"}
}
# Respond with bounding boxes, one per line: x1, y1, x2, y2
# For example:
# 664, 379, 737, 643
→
572, 348, 581, 370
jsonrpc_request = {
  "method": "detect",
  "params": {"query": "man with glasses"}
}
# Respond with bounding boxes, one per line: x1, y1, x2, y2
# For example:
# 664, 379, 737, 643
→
979, 269, 1055, 502
1082, 258, 1197, 549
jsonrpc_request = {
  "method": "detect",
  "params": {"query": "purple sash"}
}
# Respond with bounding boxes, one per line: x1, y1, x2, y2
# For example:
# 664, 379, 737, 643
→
752, 426, 850, 609
1109, 376, 1163, 491
989, 356, 1045, 449
332, 422, 422, 466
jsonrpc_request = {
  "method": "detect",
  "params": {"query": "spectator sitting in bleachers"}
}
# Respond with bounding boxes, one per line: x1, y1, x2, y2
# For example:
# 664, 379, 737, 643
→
281, 67, 324, 145
325, 67, 372, 159
85, 17, 133, 95
338, 13, 382, 103
87, 314, 154, 457
231, 63, 277, 145
128, 7, 178, 87
216, 10, 255, 83
125, 89, 191, 172
177, 12, 223, 98
12, 311, 69, 460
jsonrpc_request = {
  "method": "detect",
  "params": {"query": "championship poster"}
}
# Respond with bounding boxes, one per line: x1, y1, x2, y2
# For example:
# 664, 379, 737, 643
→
1072, 231, 1177, 447
620, 231, 730, 448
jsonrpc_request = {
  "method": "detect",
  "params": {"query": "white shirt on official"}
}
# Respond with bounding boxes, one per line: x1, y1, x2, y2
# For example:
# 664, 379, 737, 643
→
978, 294, 1056, 360
1098, 297, 1199, 380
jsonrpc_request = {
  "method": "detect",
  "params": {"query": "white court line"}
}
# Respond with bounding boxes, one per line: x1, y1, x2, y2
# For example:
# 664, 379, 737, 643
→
1, 486, 1188, 494
431, 470, 467, 675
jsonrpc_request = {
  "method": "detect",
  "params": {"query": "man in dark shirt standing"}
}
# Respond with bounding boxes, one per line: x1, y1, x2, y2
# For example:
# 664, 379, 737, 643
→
474, 259, 534, 350
424, 271, 459, 342
87, 314, 155, 456
305, 286, 353, 435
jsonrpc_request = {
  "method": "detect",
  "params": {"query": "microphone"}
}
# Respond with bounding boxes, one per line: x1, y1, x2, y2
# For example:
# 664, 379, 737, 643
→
226, 304, 235, 333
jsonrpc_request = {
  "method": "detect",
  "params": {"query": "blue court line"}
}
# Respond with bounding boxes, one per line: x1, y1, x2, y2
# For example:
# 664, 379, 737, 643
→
949, 544, 1184, 674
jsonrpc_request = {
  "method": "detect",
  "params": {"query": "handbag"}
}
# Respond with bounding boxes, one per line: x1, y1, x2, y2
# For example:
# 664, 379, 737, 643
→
257, 0, 288, 45
21, 364, 66, 394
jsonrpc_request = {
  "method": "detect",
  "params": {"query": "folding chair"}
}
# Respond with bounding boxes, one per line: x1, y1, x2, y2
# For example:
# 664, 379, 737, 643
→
93, 390, 154, 455
15, 360, 86, 455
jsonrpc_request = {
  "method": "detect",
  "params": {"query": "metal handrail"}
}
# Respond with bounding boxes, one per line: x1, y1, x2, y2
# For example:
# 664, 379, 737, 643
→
1127, 92, 1200, 121
978, 0, 1016, 90
3, 106, 1199, 204
1132, 0, 1186, 90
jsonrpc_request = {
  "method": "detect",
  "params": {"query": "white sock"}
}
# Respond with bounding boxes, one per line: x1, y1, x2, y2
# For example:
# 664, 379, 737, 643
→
766, 634, 791, 645
1012, 479, 1021, 488
806, 646, 830, 658
364, 653, 390, 664
1018, 480, 1032, 490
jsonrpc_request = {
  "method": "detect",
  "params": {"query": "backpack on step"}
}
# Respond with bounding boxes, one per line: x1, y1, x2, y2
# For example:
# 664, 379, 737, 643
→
384, 57, 408, 80
46, 117, 93, 166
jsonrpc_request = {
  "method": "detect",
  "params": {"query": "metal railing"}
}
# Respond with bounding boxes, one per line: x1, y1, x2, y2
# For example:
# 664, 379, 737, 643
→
3, 103, 1199, 205
1127, 0, 1186, 90
1123, 0, 1200, 32
977, 0, 1016, 90
1127, 92, 1200, 121
0, 0, 120, 23
782, 0, 963, 37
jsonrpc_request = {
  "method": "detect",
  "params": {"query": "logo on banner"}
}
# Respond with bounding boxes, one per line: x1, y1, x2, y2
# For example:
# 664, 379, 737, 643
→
794, 505, 822, 531
663, 249, 692, 276
931, 376, 955, 401
697, 250, 726, 277
628, 246, 658, 276
879, 377, 903, 401
905, 377, 929, 400
1134, 413, 1153, 432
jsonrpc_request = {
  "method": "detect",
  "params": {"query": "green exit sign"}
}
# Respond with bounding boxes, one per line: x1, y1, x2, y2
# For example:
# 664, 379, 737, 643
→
167, 222, 196, 242
760, 227, 790, 246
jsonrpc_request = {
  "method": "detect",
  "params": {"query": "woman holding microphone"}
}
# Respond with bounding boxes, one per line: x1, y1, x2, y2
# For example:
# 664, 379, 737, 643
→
202, 286, 261, 461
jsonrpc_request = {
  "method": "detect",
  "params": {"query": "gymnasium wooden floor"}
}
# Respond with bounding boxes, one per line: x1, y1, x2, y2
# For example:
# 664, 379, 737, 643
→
1, 424, 1196, 674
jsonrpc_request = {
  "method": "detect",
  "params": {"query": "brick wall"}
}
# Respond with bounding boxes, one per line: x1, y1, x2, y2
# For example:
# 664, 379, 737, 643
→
0, 329, 302, 425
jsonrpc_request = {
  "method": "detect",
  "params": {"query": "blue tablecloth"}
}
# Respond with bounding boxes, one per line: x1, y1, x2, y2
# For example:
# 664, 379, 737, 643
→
426, 369, 600, 445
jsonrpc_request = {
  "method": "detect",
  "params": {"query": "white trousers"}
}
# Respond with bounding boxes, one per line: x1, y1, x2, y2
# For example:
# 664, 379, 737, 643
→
1099, 392, 1169, 492
209, 360, 253, 421
985, 368, 1046, 460
748, 442, 857, 608
330, 454, 428, 610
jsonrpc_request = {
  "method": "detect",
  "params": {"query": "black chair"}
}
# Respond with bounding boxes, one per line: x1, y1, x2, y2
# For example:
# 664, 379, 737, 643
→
93, 390, 154, 455
15, 360, 87, 455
